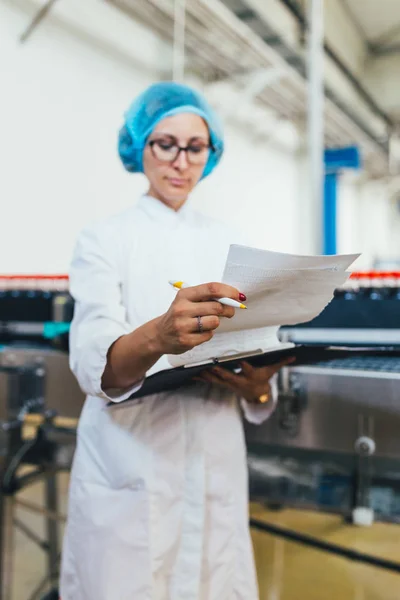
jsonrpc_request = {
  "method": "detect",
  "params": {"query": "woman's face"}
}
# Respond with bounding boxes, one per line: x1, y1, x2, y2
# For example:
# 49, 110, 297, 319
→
143, 113, 210, 211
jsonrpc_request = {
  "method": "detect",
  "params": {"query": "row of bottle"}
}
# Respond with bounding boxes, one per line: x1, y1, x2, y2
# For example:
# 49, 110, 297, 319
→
337, 271, 400, 300
0, 275, 69, 293
1, 271, 400, 297
347, 272, 400, 289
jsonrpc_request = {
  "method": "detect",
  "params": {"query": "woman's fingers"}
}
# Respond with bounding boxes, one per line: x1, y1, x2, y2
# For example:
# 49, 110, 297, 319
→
211, 366, 243, 385
199, 371, 237, 391
180, 282, 244, 304
240, 361, 255, 376
195, 358, 296, 397
240, 357, 296, 378
264, 357, 296, 376
161, 281, 242, 356
188, 301, 235, 319
190, 315, 221, 333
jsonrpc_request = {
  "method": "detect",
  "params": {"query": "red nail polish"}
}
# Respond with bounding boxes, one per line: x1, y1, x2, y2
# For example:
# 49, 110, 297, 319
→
239, 293, 247, 302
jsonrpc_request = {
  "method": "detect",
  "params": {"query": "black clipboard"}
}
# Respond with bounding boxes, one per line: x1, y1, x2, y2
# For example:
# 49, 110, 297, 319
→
110, 344, 400, 403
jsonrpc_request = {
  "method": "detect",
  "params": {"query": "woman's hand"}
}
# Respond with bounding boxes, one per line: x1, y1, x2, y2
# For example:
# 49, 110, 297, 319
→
155, 282, 244, 355
197, 358, 295, 403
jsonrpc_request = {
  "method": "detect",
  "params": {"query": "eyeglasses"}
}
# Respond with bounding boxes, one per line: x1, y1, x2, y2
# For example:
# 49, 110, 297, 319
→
148, 136, 213, 165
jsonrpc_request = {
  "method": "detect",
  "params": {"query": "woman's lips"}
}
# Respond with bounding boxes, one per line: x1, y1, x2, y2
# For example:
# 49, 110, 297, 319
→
167, 178, 187, 187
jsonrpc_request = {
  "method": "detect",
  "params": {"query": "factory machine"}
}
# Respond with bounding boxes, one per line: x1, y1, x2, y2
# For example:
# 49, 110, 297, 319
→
247, 272, 400, 524
0, 275, 81, 600
1, 272, 400, 533
0, 275, 84, 420
1, 271, 400, 597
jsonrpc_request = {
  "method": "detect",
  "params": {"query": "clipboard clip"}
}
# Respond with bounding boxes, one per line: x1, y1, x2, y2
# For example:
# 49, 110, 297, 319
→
184, 349, 265, 369
213, 348, 265, 364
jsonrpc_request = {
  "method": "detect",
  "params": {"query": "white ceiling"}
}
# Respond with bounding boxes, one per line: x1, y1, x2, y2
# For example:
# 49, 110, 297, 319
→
343, 0, 400, 48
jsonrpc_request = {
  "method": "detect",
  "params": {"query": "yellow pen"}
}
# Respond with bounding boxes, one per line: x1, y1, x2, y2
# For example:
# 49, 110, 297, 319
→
169, 280, 247, 309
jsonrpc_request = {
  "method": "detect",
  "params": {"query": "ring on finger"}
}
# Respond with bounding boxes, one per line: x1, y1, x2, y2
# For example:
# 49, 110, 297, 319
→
196, 315, 203, 333
258, 392, 270, 404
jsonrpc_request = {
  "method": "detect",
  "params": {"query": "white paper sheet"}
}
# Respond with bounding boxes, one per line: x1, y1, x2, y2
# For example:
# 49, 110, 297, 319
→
227, 245, 359, 271
168, 246, 360, 367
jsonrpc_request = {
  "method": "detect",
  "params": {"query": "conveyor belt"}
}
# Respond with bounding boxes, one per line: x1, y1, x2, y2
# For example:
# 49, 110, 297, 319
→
314, 356, 400, 373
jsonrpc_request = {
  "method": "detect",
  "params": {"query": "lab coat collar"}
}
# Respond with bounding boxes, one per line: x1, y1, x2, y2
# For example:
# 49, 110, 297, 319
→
138, 194, 190, 222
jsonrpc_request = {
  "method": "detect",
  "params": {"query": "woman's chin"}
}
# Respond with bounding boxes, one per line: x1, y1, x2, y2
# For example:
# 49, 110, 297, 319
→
164, 185, 190, 204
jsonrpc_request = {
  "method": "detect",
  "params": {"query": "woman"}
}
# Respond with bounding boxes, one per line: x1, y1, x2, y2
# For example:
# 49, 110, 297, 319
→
60, 81, 291, 600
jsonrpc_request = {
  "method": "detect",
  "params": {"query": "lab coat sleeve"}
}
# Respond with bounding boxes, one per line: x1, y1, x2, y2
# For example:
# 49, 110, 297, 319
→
68, 225, 143, 402
240, 374, 279, 425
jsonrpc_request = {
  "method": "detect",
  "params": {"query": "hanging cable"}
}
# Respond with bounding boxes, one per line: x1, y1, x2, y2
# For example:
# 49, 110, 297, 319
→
20, 0, 60, 43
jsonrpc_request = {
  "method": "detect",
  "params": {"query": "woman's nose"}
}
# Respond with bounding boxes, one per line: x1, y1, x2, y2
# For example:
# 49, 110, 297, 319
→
173, 149, 189, 170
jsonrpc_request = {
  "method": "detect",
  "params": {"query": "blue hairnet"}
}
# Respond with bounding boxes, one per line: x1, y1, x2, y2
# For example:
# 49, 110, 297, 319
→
118, 81, 224, 179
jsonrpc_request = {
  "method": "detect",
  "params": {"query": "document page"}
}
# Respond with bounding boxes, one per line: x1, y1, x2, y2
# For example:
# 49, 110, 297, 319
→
226, 245, 359, 271
168, 246, 360, 367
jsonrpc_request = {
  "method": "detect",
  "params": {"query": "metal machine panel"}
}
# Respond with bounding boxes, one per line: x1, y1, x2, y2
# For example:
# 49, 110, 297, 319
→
245, 367, 400, 459
0, 348, 84, 420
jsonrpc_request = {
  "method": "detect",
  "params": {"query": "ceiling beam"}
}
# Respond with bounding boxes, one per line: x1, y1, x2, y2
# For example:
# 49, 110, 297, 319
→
243, 67, 287, 98
370, 43, 400, 57
276, 0, 394, 129
339, 0, 369, 42
236, 8, 257, 21
369, 21, 400, 51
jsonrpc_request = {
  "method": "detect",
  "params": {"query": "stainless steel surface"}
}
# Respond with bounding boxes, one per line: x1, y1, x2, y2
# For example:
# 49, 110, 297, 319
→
294, 365, 400, 379
0, 322, 44, 335
0, 348, 85, 419
245, 368, 400, 458
287, 327, 400, 345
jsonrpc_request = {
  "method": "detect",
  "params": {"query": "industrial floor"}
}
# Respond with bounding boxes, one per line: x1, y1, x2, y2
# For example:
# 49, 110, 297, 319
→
4, 417, 400, 599
8, 474, 400, 600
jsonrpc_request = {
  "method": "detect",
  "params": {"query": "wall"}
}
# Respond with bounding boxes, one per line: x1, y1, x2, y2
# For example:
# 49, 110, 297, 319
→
338, 175, 400, 269
337, 176, 364, 264
0, 0, 168, 273
193, 127, 300, 253
0, 0, 398, 275
0, 0, 300, 274
356, 181, 400, 268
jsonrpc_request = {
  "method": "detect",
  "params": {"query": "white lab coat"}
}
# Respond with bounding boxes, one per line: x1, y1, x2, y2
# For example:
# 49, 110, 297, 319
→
60, 195, 277, 600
